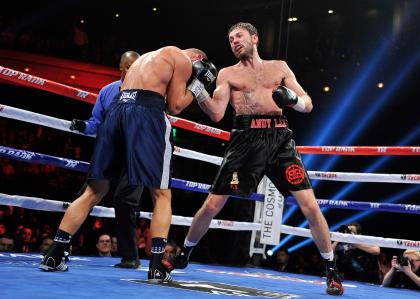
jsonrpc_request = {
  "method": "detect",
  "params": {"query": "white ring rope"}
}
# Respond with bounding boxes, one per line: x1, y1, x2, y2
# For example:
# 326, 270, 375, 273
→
1, 104, 419, 184
1, 105, 419, 250
1, 193, 418, 250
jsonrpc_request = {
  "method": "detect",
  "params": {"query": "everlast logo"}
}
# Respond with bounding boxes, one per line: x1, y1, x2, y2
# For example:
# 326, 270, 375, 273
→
204, 70, 216, 82
120, 91, 138, 102
250, 118, 287, 129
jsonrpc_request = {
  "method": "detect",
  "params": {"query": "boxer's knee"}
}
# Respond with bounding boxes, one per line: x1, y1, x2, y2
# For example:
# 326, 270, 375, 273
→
293, 190, 321, 222
85, 180, 110, 205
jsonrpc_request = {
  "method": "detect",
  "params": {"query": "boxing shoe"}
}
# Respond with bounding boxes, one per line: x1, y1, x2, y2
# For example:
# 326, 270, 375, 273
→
114, 258, 140, 269
148, 259, 173, 283
40, 248, 69, 272
325, 260, 344, 296
172, 246, 193, 269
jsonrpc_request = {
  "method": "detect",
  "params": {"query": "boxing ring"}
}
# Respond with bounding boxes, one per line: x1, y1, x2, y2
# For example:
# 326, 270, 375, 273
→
1, 66, 420, 298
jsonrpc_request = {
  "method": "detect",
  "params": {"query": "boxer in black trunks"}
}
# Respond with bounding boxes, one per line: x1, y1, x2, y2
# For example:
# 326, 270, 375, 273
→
174, 23, 344, 295
40, 46, 217, 283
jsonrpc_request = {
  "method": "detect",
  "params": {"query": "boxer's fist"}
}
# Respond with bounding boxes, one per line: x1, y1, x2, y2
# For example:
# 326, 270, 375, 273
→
272, 85, 298, 108
69, 119, 86, 132
187, 59, 217, 103
191, 59, 217, 88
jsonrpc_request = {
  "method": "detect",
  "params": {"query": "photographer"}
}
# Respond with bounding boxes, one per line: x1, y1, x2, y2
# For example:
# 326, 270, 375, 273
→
332, 222, 381, 283
382, 250, 420, 290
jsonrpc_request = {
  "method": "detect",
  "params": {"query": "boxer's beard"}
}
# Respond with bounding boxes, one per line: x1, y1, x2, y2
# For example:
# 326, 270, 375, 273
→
236, 46, 253, 60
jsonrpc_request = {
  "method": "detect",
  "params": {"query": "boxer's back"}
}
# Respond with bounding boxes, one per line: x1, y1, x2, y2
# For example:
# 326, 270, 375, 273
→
121, 46, 187, 97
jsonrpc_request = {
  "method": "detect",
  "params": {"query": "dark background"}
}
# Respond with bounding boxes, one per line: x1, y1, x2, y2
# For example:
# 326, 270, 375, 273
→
0, 0, 419, 263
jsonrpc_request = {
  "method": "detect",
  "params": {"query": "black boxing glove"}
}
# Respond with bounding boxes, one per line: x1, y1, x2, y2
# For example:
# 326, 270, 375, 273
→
272, 85, 306, 112
69, 119, 86, 132
187, 59, 217, 103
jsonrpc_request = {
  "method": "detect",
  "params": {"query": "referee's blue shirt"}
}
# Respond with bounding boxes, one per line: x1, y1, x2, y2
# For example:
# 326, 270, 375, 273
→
84, 80, 121, 135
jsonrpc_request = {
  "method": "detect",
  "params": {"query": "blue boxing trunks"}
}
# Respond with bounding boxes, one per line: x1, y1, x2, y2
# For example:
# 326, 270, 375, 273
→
88, 89, 173, 189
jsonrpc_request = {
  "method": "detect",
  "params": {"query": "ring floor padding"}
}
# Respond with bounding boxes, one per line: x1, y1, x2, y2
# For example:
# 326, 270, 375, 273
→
0, 253, 418, 298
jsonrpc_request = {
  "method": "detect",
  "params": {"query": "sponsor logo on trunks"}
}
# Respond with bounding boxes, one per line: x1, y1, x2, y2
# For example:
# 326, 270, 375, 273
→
285, 164, 305, 185
230, 172, 239, 190
250, 118, 287, 129
126, 279, 297, 298
119, 91, 138, 102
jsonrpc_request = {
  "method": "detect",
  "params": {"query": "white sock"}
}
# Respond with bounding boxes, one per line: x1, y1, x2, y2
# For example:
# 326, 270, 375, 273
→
184, 239, 197, 248
320, 251, 334, 261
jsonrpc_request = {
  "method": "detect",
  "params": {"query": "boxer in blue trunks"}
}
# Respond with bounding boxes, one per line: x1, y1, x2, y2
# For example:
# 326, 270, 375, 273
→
40, 46, 217, 283
70, 51, 143, 269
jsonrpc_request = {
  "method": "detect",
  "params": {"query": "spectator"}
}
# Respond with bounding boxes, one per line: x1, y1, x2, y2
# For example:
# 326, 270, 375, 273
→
72, 20, 89, 59
0, 223, 7, 237
96, 234, 112, 257
111, 236, 118, 256
83, 218, 107, 255
382, 250, 420, 290
333, 222, 380, 283
163, 240, 179, 266
295, 254, 309, 274
39, 224, 54, 240
273, 249, 296, 273
306, 253, 324, 276
0, 236, 14, 252
136, 219, 151, 259
378, 252, 391, 284
39, 237, 54, 255
14, 227, 34, 253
